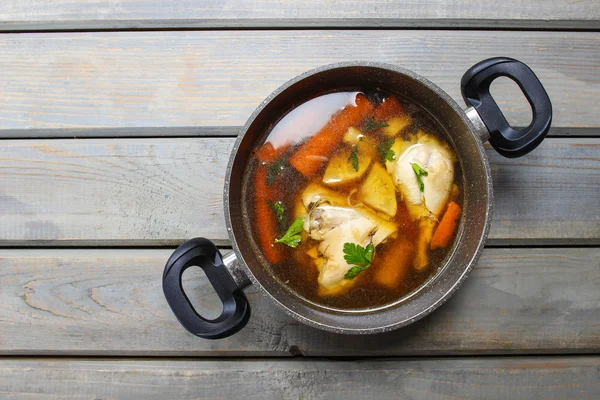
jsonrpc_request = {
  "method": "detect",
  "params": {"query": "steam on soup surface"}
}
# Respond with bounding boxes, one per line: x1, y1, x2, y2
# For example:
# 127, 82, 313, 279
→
243, 90, 462, 310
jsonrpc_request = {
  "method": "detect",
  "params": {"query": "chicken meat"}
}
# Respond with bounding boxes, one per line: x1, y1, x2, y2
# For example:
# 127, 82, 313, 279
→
386, 130, 455, 270
299, 183, 397, 295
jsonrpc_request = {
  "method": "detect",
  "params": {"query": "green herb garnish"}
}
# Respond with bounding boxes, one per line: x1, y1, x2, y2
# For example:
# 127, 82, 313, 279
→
361, 116, 388, 133
266, 159, 287, 186
343, 242, 374, 279
348, 144, 359, 172
410, 162, 429, 192
268, 200, 286, 227
377, 139, 396, 162
275, 217, 304, 248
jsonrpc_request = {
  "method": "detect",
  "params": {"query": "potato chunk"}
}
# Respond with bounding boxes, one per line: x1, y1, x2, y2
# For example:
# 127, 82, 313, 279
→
359, 163, 397, 217
382, 115, 412, 137
322, 146, 372, 186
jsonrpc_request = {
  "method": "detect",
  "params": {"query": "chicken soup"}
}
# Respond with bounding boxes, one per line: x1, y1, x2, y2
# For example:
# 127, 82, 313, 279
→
243, 90, 463, 310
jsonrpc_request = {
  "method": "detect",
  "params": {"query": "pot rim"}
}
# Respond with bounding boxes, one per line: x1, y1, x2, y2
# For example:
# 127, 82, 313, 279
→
224, 61, 493, 334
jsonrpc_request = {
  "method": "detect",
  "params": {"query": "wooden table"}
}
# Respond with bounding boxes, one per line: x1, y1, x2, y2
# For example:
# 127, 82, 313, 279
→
1, 2, 599, 398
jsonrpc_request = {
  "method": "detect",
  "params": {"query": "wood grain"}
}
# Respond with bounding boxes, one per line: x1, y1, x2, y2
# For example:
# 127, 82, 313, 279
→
0, 357, 598, 399
0, 248, 597, 356
0, 138, 597, 246
2, 0, 599, 30
0, 31, 598, 133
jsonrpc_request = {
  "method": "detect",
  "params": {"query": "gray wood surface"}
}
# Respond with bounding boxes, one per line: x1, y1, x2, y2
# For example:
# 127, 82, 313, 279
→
0, 356, 598, 399
1, 31, 598, 133
0, 138, 597, 246
0, 248, 597, 356
2, 0, 600, 30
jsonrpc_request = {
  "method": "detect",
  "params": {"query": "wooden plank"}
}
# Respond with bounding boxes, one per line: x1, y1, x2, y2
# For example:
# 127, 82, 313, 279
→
0, 357, 598, 400
2, 0, 600, 30
0, 138, 597, 246
0, 248, 597, 356
0, 31, 598, 133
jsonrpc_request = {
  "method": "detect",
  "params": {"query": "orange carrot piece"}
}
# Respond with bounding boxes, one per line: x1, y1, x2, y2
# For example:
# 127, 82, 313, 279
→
373, 96, 405, 121
254, 165, 283, 264
373, 238, 414, 289
256, 142, 290, 163
289, 93, 374, 177
430, 201, 462, 250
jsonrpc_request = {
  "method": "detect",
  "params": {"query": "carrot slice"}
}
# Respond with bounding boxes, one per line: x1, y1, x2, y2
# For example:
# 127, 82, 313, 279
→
430, 201, 462, 250
373, 96, 405, 122
254, 165, 283, 264
256, 142, 290, 164
373, 238, 414, 289
289, 93, 374, 177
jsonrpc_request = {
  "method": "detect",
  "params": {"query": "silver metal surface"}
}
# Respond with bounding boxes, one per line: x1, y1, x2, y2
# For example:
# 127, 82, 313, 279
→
222, 251, 251, 290
465, 106, 491, 142
223, 62, 494, 334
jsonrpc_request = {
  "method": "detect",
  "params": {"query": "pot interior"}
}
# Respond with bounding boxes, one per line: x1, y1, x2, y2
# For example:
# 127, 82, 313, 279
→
225, 63, 491, 334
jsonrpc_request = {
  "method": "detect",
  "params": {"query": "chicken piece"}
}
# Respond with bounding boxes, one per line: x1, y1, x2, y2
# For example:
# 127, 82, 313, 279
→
387, 131, 455, 270
300, 184, 397, 295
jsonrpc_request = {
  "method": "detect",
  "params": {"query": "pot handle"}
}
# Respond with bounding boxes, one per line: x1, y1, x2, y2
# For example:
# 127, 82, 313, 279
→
461, 57, 552, 158
162, 238, 250, 339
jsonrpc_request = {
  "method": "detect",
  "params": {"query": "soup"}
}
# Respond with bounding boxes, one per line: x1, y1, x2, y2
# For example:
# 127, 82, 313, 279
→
242, 90, 462, 311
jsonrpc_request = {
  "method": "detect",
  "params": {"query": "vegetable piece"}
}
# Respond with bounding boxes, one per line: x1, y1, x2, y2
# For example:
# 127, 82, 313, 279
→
306, 246, 319, 259
359, 163, 397, 217
256, 142, 290, 163
377, 139, 396, 162
382, 115, 412, 137
322, 148, 372, 186
348, 144, 359, 171
410, 162, 428, 192
254, 165, 283, 264
289, 94, 375, 177
266, 158, 287, 186
343, 127, 364, 144
450, 183, 460, 202
373, 96, 405, 121
415, 218, 436, 270
275, 217, 305, 248
343, 242, 374, 279
372, 238, 414, 289
430, 201, 462, 250
268, 200, 286, 227
361, 116, 388, 133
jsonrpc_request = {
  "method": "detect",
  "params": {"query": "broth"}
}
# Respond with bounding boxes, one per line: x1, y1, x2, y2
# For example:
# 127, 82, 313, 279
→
243, 90, 463, 311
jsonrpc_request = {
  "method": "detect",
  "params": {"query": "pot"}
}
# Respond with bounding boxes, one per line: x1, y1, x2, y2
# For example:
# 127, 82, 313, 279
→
163, 58, 551, 338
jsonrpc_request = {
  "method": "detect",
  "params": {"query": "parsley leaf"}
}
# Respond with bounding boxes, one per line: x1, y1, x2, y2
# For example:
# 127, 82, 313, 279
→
377, 139, 396, 162
268, 200, 286, 227
361, 116, 389, 133
348, 144, 359, 172
343, 242, 374, 279
345, 265, 369, 280
275, 217, 304, 248
410, 162, 429, 192
267, 159, 287, 186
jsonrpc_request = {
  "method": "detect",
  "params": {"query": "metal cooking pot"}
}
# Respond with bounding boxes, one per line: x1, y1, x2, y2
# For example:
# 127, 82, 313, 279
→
163, 58, 552, 338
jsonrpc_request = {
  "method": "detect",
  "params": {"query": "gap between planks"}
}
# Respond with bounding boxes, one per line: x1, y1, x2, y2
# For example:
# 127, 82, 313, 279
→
0, 126, 597, 139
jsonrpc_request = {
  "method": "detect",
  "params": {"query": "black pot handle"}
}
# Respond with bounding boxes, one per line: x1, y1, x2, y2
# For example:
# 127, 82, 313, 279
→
461, 57, 552, 158
162, 238, 250, 339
